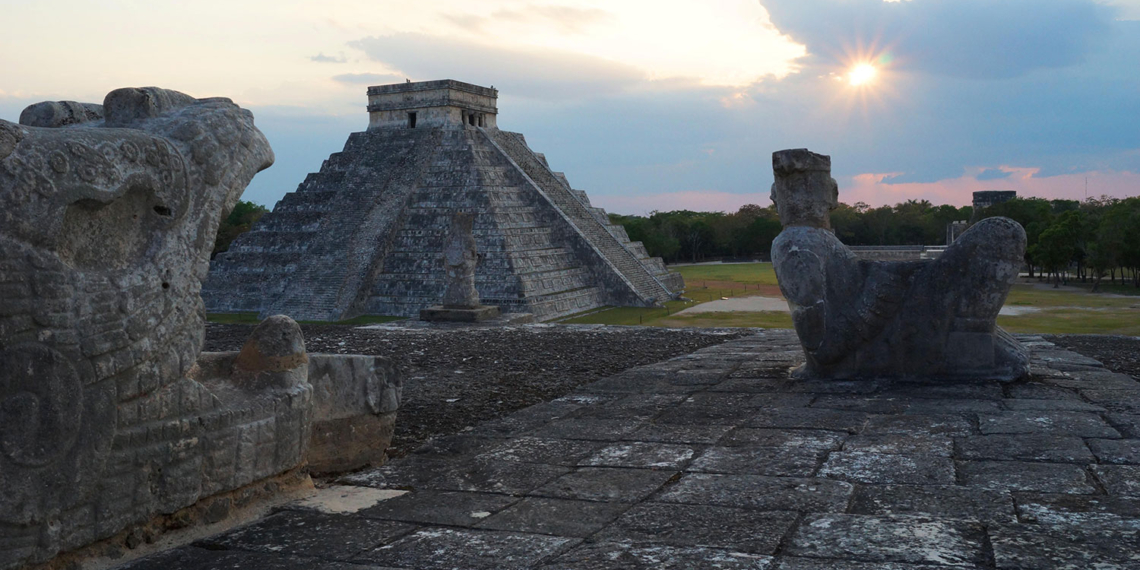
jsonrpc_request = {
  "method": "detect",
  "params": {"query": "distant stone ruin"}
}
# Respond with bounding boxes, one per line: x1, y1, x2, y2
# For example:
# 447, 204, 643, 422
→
0, 88, 403, 568
203, 79, 683, 322
770, 149, 1029, 381
420, 212, 502, 322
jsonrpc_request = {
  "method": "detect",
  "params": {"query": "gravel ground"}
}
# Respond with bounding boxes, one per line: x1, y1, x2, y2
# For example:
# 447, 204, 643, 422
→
1044, 334, 1140, 379
204, 323, 748, 459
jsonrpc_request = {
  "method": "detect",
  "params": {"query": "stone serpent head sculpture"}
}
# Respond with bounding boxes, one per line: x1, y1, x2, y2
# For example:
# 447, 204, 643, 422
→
0, 88, 272, 546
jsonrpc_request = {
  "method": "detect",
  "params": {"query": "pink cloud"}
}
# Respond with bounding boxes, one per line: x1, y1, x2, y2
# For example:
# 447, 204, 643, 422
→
845, 167, 1140, 206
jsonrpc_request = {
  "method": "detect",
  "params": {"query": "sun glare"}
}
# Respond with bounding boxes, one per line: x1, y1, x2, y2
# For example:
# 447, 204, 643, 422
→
848, 63, 878, 86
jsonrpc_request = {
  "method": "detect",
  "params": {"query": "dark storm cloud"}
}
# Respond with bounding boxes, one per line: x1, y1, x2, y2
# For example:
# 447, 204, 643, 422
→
764, 0, 1117, 79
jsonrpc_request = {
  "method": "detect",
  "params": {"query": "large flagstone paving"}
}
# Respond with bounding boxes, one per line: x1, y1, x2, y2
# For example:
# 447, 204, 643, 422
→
120, 330, 1140, 569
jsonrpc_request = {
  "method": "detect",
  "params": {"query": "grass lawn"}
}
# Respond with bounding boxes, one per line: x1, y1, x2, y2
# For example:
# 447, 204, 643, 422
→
564, 262, 1140, 336
207, 313, 405, 326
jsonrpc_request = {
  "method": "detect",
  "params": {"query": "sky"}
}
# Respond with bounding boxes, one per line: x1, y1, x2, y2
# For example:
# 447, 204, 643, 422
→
2, 0, 1138, 214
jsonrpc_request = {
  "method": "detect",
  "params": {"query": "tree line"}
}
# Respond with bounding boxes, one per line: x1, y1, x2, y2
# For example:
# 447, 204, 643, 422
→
609, 200, 973, 264
213, 195, 1140, 290
982, 196, 1140, 290
610, 196, 1140, 289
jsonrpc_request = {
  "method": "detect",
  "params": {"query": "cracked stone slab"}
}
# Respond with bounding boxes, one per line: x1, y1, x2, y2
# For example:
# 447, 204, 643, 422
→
819, 453, 955, 485
409, 434, 509, 460
1014, 492, 1140, 526
1092, 464, 1140, 496
842, 434, 954, 457
744, 409, 870, 433
958, 461, 1097, 493
542, 542, 775, 569
1032, 350, 1104, 367
336, 456, 455, 489
593, 502, 798, 554
1044, 370, 1138, 390
709, 378, 792, 393
530, 467, 679, 502
120, 547, 389, 570
1081, 389, 1140, 414
687, 446, 822, 477
578, 442, 697, 470
1107, 413, 1140, 437
354, 527, 576, 569
581, 374, 702, 395
654, 473, 852, 512
420, 458, 570, 494
811, 396, 912, 414
776, 557, 968, 570
358, 490, 519, 527
978, 411, 1119, 438
474, 436, 603, 466
529, 418, 649, 441
989, 523, 1140, 569
195, 511, 415, 561
465, 406, 564, 438
657, 403, 756, 426
1087, 438, 1140, 464
956, 434, 1094, 463
685, 391, 814, 410
878, 382, 1004, 401
569, 394, 687, 421
475, 497, 631, 537
786, 514, 987, 567
1006, 383, 1084, 401
903, 399, 1002, 415
620, 423, 736, 444
720, 428, 847, 450
1002, 398, 1106, 412
784, 379, 881, 395
862, 415, 974, 437
850, 485, 1016, 523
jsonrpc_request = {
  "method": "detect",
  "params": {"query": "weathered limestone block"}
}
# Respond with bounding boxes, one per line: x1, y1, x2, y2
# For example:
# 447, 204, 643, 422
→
0, 87, 275, 568
420, 212, 501, 322
770, 149, 1029, 381
196, 319, 405, 475
232, 314, 310, 391
307, 354, 404, 473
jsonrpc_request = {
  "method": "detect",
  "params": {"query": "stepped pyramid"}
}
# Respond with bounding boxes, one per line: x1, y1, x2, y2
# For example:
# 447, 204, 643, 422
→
203, 80, 683, 321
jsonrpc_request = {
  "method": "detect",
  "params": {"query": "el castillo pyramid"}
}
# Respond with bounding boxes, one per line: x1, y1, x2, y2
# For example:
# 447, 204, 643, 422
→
203, 80, 683, 321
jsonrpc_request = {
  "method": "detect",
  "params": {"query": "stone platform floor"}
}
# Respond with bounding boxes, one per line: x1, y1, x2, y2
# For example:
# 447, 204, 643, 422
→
120, 330, 1140, 569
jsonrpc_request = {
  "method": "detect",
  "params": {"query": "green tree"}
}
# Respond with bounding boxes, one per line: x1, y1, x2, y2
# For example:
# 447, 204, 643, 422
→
212, 200, 269, 258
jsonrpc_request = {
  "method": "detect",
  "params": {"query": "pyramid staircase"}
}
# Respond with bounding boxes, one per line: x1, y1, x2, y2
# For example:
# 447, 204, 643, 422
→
204, 125, 683, 321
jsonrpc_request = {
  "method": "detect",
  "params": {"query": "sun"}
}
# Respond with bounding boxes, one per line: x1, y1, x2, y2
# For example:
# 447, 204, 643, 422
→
848, 63, 878, 86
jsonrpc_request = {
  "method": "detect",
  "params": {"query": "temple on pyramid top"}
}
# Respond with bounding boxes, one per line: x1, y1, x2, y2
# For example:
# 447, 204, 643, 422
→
203, 80, 684, 322
367, 79, 498, 129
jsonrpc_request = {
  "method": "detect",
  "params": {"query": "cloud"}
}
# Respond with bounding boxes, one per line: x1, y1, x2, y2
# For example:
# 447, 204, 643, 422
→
332, 72, 404, 85
491, 5, 611, 34
764, 0, 1116, 79
348, 33, 645, 99
843, 167, 1140, 206
976, 168, 1013, 181
445, 4, 611, 35
310, 52, 347, 63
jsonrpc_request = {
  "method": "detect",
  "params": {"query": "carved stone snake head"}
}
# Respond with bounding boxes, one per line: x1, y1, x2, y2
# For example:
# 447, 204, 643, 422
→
0, 88, 272, 528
